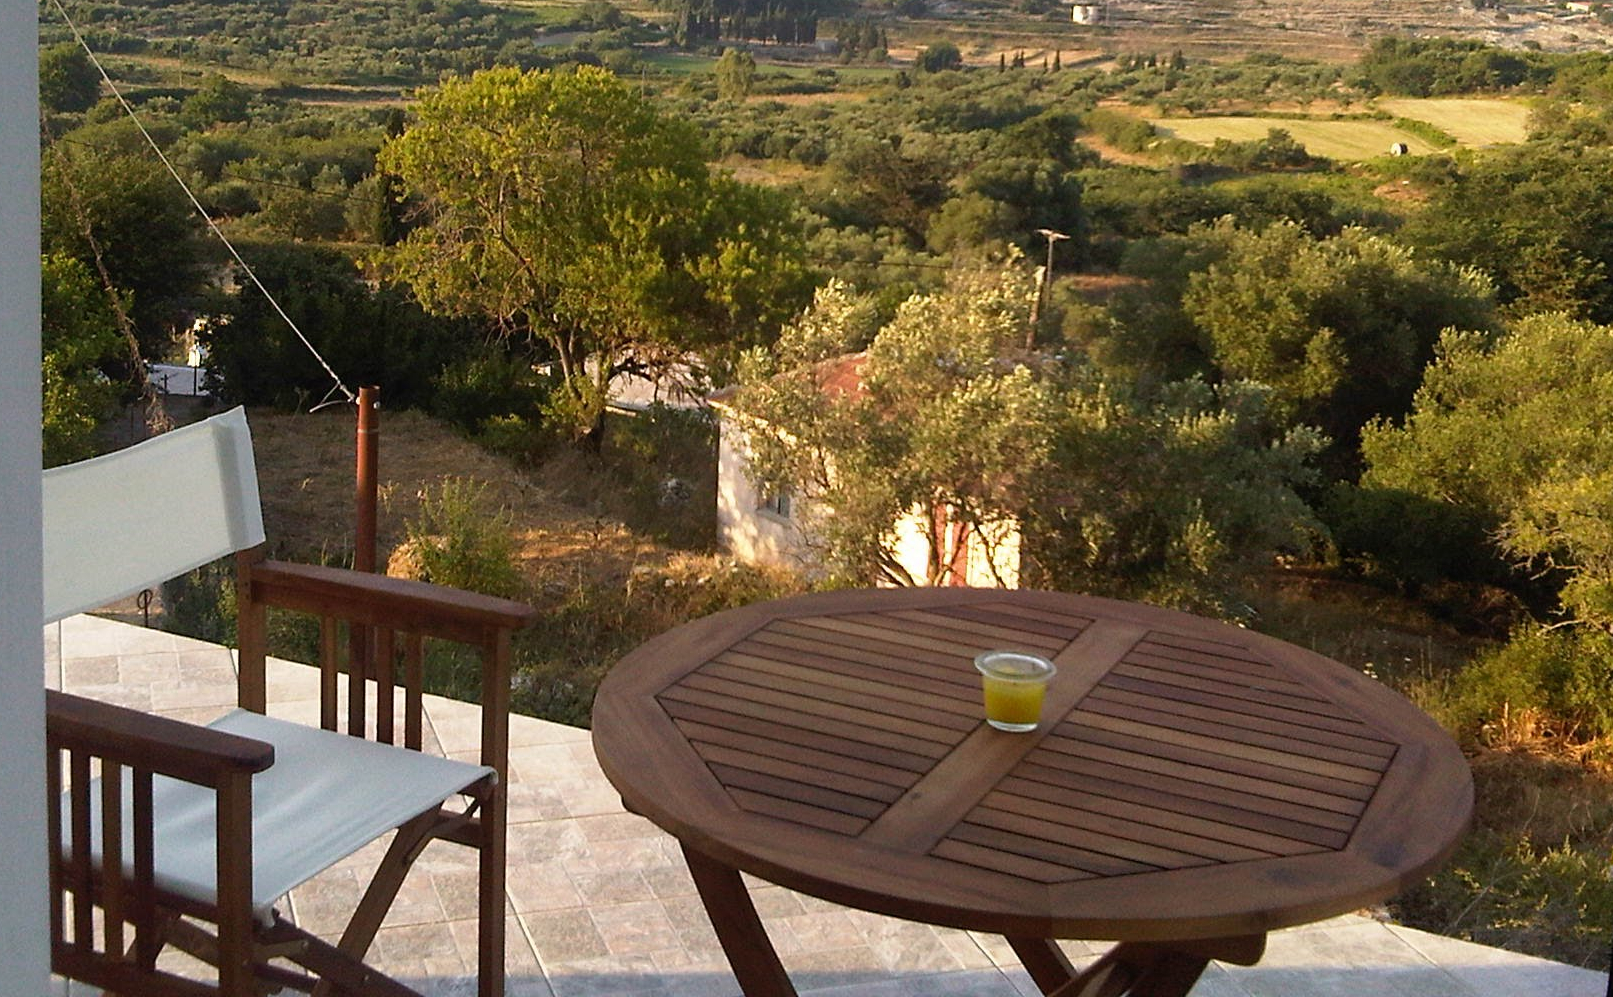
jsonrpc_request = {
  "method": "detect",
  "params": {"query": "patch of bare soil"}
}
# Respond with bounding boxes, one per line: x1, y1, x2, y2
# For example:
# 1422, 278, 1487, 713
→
1075, 133, 1157, 166
1373, 178, 1433, 205
747, 91, 869, 105
248, 407, 664, 586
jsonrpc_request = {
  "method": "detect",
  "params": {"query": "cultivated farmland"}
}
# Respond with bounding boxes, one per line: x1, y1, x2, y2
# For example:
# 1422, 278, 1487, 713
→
1377, 97, 1532, 146
1150, 116, 1440, 161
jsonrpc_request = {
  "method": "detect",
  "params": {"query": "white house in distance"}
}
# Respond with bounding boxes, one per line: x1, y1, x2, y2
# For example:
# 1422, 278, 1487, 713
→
709, 353, 1023, 588
1071, 3, 1105, 24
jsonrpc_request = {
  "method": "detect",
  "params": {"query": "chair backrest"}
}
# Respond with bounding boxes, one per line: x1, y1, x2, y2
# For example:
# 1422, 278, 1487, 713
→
43, 407, 266, 624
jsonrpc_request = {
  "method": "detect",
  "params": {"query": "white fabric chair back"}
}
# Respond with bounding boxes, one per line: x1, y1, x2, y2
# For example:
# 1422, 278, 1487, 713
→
43, 407, 266, 624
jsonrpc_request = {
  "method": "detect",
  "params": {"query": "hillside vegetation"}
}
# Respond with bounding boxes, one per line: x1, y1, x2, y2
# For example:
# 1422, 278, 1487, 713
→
39, 0, 1613, 971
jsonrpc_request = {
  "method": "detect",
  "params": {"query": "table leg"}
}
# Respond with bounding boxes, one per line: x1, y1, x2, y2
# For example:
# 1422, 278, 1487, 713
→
681, 844, 799, 997
1013, 934, 1265, 997
1007, 936, 1080, 994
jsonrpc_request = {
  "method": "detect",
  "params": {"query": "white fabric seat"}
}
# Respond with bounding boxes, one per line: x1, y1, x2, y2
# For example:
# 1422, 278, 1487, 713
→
74, 710, 494, 914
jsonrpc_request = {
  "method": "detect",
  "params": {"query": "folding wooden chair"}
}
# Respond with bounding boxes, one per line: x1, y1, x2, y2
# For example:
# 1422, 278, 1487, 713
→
43, 407, 537, 997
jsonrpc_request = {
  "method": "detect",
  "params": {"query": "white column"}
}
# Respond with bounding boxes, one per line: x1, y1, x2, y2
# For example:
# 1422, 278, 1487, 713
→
0, 0, 49, 989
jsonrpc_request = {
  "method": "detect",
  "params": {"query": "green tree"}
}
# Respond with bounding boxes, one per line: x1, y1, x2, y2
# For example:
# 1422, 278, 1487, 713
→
204, 241, 477, 410
1403, 145, 1613, 323
918, 41, 962, 73
734, 266, 1060, 586
715, 47, 757, 100
182, 74, 252, 126
41, 129, 209, 359
41, 254, 123, 466
377, 66, 813, 440
1180, 220, 1494, 470
39, 43, 100, 115
1362, 313, 1613, 627
733, 262, 1320, 601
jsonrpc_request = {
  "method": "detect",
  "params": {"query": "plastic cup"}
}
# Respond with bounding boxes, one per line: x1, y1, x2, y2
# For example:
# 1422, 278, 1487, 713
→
974, 651, 1057, 733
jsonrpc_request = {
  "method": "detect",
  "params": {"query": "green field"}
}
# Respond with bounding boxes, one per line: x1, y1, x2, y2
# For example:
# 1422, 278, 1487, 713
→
1376, 97, 1531, 146
1150, 117, 1440, 161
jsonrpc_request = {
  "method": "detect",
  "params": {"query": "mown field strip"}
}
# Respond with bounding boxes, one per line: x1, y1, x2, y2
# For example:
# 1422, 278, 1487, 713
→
1376, 97, 1530, 146
1150, 116, 1438, 160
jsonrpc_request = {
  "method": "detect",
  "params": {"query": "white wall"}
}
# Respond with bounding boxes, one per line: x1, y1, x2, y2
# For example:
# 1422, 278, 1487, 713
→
715, 413, 813, 571
0, 0, 48, 988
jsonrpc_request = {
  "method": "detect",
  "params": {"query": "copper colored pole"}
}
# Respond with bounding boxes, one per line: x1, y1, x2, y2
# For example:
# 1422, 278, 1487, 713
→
355, 386, 379, 573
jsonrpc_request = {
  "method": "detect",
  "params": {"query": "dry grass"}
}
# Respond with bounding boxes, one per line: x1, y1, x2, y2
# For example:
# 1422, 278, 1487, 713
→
1151, 116, 1441, 161
1376, 97, 1532, 147
1246, 566, 1490, 688
249, 406, 662, 586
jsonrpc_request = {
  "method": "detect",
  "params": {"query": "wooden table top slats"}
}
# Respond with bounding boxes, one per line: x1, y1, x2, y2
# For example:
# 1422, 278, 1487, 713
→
709, 762, 892, 820
1034, 734, 1372, 819
725, 785, 872, 836
1046, 724, 1378, 803
593, 589, 1472, 941
855, 609, 1071, 654
760, 620, 986, 688
730, 636, 978, 700
657, 682, 953, 760
963, 803, 1216, 872
696, 659, 978, 736
1072, 698, 1395, 772
672, 671, 964, 745
711, 651, 982, 721
947, 817, 1162, 878
1120, 650, 1330, 704
1098, 669, 1394, 742
975, 789, 1284, 865
991, 780, 1329, 859
772, 615, 1026, 669
1083, 687, 1400, 758
966, 601, 1097, 634
660, 698, 938, 776
929, 603, 1093, 641
1109, 660, 1351, 717
691, 738, 912, 802
930, 838, 1096, 885
1011, 762, 1353, 848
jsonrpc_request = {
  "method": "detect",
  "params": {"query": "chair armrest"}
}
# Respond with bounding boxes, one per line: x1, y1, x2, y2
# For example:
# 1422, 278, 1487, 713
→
245, 559, 538, 645
46, 690, 273, 787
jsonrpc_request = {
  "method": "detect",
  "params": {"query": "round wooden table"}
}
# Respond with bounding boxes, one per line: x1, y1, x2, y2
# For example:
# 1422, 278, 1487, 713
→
591, 588, 1472, 997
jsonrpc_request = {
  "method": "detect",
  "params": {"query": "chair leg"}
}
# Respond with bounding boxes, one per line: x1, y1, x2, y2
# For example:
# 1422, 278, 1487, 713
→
477, 783, 507, 997
310, 810, 443, 997
261, 916, 424, 997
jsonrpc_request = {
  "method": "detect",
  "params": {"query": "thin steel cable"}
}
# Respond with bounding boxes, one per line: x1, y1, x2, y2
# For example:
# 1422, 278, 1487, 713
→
47, 0, 356, 407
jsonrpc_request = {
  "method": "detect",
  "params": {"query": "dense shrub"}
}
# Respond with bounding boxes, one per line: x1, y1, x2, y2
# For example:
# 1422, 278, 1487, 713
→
1323, 484, 1496, 591
1425, 627, 1613, 747
387, 477, 526, 598
202, 242, 479, 410
430, 344, 548, 435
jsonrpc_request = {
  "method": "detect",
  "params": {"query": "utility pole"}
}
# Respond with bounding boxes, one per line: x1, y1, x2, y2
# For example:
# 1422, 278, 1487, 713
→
1027, 228, 1069, 349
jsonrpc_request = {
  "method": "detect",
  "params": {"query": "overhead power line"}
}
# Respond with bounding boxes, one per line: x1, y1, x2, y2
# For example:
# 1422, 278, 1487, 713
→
47, 0, 356, 409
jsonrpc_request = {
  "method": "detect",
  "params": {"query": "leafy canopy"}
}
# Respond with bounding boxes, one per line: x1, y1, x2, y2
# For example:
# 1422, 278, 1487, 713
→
41, 253, 123, 466
735, 262, 1320, 604
377, 65, 813, 438
1363, 313, 1613, 628
1101, 218, 1493, 476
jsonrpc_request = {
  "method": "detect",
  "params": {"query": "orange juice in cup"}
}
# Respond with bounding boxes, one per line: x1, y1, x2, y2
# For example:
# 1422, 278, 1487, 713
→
974, 651, 1057, 732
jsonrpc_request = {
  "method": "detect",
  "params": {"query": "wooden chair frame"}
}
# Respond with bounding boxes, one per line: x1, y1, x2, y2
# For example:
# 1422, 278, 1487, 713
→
48, 550, 537, 997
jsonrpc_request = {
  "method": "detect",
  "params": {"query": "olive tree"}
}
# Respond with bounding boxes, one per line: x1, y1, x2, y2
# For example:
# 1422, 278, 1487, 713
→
1363, 313, 1613, 628
377, 66, 813, 439
735, 261, 1321, 604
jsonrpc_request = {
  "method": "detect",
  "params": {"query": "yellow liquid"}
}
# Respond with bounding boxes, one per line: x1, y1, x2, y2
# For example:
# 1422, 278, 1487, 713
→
982, 678, 1046, 728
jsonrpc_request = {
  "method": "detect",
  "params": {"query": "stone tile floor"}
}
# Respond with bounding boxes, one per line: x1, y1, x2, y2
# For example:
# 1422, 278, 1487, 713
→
46, 613, 1608, 997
